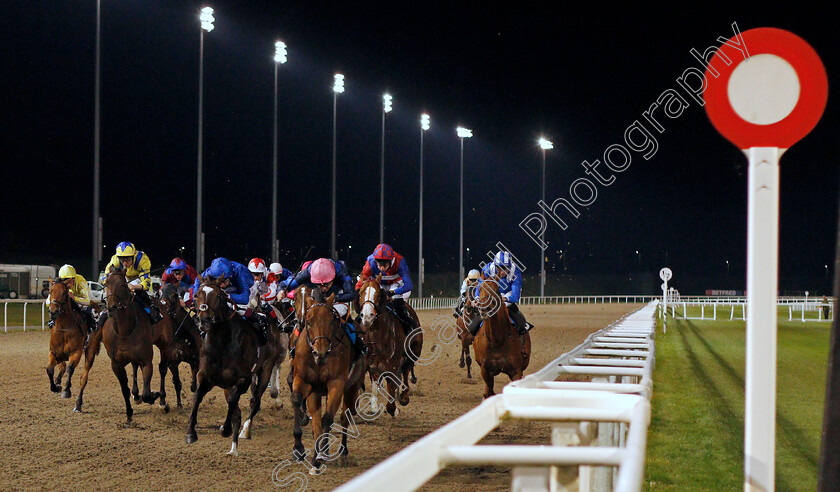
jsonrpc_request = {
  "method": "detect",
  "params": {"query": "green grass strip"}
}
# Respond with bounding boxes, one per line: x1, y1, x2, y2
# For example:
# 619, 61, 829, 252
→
645, 317, 829, 491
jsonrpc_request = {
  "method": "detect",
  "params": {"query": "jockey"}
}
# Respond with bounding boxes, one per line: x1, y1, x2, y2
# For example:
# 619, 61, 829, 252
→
161, 257, 198, 295
46, 264, 97, 337
467, 251, 533, 336
280, 258, 366, 360
100, 241, 162, 327
191, 257, 270, 346
264, 262, 292, 303
355, 243, 419, 333
454, 268, 481, 317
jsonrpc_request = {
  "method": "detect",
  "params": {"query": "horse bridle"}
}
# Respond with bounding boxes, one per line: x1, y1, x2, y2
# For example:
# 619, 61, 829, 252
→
360, 283, 380, 323
303, 302, 342, 360
196, 288, 236, 328
104, 287, 132, 312
475, 278, 513, 345
49, 290, 70, 319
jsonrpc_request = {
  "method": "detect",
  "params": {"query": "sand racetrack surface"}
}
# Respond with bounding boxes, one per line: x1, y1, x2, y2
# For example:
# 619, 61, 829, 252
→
0, 303, 642, 491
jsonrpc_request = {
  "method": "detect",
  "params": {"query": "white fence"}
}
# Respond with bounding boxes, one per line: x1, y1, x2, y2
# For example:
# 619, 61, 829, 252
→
337, 302, 658, 492
1, 299, 46, 332
409, 295, 659, 311
669, 299, 834, 322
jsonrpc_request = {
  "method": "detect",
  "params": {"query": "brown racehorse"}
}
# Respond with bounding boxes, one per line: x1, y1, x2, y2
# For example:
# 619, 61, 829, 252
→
472, 276, 531, 398
154, 283, 203, 408
99, 268, 161, 422
291, 288, 366, 472
455, 296, 479, 379
357, 276, 411, 416
185, 277, 285, 454
45, 281, 101, 410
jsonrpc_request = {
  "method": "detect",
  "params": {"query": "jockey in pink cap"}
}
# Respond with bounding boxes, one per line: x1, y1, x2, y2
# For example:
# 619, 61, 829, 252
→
279, 258, 365, 360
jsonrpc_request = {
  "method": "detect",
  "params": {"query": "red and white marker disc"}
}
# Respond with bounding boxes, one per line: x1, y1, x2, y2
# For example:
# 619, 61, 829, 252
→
704, 27, 828, 149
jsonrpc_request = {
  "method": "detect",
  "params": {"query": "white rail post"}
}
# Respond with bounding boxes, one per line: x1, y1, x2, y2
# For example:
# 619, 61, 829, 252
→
23, 302, 27, 332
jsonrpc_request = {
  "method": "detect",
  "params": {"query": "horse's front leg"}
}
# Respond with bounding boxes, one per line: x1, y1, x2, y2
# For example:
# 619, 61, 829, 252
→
74, 328, 101, 413
224, 379, 249, 456
131, 363, 140, 402
54, 361, 67, 389
316, 380, 346, 460
481, 364, 495, 399
185, 371, 211, 444
140, 361, 160, 405
308, 392, 326, 472
46, 352, 61, 393
240, 361, 273, 439
169, 362, 184, 408
112, 360, 133, 423
157, 357, 170, 411
61, 350, 82, 398
291, 378, 311, 460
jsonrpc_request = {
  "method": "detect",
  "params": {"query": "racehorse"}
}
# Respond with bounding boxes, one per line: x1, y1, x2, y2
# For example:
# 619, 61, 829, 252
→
185, 277, 285, 454
45, 281, 101, 411
147, 283, 203, 409
291, 288, 366, 472
357, 276, 411, 416
455, 297, 479, 379
472, 276, 531, 398
99, 267, 161, 422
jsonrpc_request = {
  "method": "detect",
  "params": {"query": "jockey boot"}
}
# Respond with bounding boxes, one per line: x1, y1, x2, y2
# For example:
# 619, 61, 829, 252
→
248, 312, 270, 346
467, 315, 482, 336
96, 310, 109, 330
344, 322, 367, 361
391, 298, 418, 334
47, 319, 56, 329
82, 307, 97, 334
508, 304, 531, 335
453, 295, 466, 318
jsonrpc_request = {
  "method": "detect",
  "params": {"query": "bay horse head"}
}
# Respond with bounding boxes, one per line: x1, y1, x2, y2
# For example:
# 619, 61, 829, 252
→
358, 274, 384, 329
48, 279, 71, 323
104, 266, 132, 316
304, 288, 340, 366
194, 275, 232, 332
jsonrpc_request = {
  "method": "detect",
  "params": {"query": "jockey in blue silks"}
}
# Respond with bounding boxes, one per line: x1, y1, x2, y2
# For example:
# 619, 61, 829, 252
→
467, 251, 533, 336
190, 257, 271, 346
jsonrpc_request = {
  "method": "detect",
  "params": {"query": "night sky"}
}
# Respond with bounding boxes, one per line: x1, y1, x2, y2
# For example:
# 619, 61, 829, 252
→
4, 2, 839, 293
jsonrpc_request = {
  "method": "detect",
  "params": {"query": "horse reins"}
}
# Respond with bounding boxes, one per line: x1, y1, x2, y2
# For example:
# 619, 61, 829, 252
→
303, 302, 344, 360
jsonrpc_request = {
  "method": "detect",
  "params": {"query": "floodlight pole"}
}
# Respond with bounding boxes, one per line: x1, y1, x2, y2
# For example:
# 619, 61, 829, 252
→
540, 147, 546, 297
92, 0, 101, 280
271, 61, 279, 261
459, 136, 465, 283
196, 27, 205, 271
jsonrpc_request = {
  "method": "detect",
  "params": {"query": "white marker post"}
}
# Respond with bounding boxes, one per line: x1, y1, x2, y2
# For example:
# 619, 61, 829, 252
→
660, 268, 672, 332
704, 28, 827, 492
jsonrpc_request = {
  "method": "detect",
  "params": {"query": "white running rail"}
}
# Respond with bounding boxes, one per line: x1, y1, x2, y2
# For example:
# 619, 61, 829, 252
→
408, 295, 658, 311
337, 302, 658, 492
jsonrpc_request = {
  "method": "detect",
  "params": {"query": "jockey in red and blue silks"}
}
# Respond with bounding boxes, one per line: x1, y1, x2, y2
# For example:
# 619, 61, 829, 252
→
355, 243, 419, 333
264, 262, 292, 303
162, 257, 198, 294
279, 258, 366, 360
467, 250, 533, 336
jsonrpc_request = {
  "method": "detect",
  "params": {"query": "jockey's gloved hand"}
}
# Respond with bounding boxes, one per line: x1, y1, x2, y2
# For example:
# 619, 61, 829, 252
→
384, 290, 395, 298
